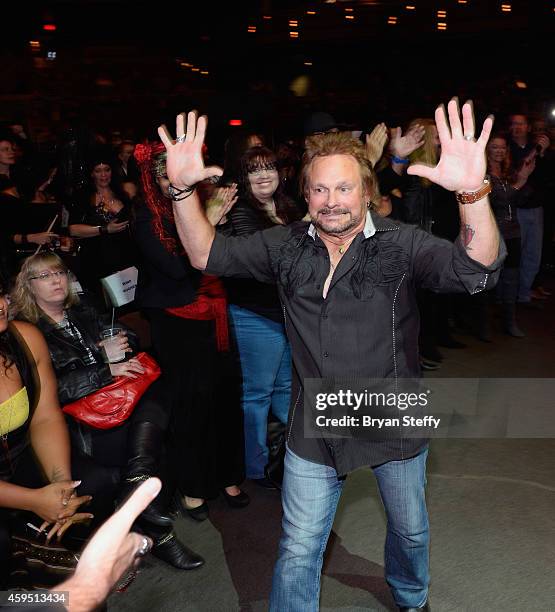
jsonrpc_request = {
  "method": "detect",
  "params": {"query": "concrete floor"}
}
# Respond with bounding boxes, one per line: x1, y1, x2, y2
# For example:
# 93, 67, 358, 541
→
109, 289, 555, 612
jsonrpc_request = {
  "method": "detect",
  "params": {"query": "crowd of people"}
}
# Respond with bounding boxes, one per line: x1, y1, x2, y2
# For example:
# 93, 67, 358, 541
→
0, 100, 553, 610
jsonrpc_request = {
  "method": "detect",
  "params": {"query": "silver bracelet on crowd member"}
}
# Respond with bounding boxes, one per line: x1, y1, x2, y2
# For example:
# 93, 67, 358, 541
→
168, 183, 196, 201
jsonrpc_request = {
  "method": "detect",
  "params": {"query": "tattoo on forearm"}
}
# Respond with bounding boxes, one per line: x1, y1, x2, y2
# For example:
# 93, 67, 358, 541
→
461, 224, 475, 250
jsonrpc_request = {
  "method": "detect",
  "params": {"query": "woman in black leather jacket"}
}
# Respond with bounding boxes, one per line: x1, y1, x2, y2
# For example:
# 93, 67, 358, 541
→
12, 252, 204, 570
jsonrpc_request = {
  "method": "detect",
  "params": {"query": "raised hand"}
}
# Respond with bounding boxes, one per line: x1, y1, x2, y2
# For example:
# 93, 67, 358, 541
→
389, 123, 426, 159
365, 123, 388, 168
205, 184, 239, 226
407, 98, 493, 192
158, 111, 223, 190
535, 134, 550, 156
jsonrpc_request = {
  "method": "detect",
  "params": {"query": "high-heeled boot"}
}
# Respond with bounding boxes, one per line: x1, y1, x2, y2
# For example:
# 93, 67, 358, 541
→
119, 420, 172, 527
502, 302, 525, 338
150, 530, 205, 570
134, 519, 205, 571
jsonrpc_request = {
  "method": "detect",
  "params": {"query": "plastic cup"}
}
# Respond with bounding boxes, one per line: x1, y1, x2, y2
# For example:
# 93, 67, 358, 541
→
100, 327, 125, 363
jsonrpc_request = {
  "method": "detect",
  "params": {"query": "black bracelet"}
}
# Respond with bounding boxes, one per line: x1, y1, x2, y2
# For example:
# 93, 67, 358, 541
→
168, 183, 196, 202
172, 188, 197, 202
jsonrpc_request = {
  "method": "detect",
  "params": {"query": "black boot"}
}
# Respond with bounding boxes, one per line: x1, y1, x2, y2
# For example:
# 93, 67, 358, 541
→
399, 603, 430, 611
151, 531, 205, 570
502, 302, 525, 338
119, 421, 172, 527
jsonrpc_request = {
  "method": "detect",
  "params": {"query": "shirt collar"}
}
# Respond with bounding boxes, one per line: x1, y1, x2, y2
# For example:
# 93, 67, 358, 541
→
308, 210, 376, 241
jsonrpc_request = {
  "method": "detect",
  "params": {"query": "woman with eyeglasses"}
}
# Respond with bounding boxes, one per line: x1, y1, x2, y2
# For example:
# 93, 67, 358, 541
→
224, 146, 304, 488
11, 252, 205, 570
0, 277, 91, 586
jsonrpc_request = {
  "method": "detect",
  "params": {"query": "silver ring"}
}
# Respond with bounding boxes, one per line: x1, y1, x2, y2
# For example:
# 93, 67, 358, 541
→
464, 135, 475, 141
175, 135, 186, 143
136, 537, 151, 557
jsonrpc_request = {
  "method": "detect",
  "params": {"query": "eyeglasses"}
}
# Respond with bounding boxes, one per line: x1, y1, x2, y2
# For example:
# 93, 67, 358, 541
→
247, 163, 277, 175
29, 270, 68, 282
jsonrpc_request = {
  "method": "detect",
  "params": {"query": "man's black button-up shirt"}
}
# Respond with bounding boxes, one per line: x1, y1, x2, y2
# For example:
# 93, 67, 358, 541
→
207, 212, 506, 475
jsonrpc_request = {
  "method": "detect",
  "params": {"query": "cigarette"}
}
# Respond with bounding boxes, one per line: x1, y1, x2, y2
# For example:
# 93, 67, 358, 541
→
26, 522, 43, 533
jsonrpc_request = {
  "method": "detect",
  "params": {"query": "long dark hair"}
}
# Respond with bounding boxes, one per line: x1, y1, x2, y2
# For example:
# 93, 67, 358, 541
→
0, 279, 15, 373
240, 146, 302, 225
86, 147, 128, 205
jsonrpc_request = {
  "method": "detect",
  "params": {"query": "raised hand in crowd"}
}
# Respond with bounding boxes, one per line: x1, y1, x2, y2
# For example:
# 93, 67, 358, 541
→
365, 122, 388, 168
513, 151, 536, 189
205, 184, 238, 226
534, 133, 550, 156
389, 122, 426, 160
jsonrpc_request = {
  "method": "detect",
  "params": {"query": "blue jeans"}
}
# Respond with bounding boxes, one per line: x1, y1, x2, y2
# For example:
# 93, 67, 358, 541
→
270, 446, 429, 611
228, 305, 292, 479
517, 207, 543, 302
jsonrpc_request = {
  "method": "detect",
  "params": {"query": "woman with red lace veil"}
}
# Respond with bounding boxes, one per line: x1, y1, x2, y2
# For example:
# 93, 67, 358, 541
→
133, 142, 248, 521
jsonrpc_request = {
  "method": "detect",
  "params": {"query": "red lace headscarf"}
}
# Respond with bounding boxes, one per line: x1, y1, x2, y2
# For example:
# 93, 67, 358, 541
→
134, 142, 180, 254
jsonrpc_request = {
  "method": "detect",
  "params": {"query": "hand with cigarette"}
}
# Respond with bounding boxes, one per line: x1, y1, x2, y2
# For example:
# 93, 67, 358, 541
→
25, 481, 93, 541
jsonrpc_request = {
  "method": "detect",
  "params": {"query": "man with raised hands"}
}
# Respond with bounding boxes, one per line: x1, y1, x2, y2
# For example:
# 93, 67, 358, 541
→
158, 98, 504, 612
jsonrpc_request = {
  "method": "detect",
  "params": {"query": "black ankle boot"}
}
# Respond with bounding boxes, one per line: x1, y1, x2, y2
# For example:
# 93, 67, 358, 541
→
119, 421, 172, 527
151, 532, 205, 570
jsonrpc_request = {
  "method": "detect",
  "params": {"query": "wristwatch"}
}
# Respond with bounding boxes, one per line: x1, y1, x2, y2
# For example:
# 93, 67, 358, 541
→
455, 176, 492, 205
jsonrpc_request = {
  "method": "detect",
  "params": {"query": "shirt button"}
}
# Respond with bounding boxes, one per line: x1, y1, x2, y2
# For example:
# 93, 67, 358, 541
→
316, 284, 321, 290
322, 314, 328, 319
323, 351, 329, 358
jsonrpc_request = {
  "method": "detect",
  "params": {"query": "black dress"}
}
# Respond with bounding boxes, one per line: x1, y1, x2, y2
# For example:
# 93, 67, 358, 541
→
132, 199, 245, 499
69, 192, 137, 297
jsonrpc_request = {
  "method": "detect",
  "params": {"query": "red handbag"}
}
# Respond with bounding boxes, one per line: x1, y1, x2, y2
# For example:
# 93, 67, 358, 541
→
62, 352, 161, 430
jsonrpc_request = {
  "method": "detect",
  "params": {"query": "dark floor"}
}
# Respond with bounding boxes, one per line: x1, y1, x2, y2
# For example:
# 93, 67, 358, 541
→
108, 284, 555, 612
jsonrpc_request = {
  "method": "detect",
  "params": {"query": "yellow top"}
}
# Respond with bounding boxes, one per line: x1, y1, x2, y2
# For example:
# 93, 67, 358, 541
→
0, 387, 30, 435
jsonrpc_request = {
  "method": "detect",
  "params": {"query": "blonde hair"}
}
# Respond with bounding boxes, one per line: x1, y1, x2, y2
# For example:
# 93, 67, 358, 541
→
12, 252, 79, 324
408, 118, 438, 188
300, 132, 377, 204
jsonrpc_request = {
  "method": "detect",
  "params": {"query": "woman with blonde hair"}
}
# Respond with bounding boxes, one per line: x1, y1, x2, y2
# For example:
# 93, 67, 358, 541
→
402, 117, 465, 365
12, 252, 204, 570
